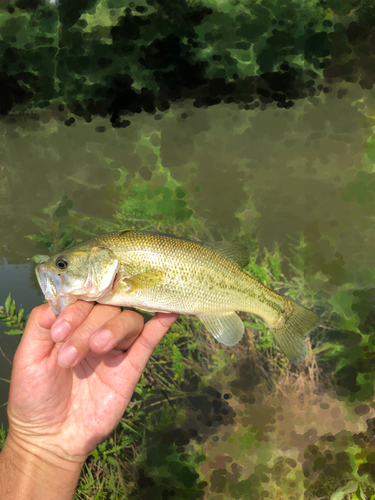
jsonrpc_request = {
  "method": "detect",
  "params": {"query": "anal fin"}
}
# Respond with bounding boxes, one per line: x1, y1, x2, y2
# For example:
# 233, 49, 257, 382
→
198, 312, 244, 346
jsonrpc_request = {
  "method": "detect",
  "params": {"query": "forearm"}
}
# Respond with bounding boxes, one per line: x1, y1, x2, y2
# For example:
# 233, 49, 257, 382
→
0, 434, 83, 500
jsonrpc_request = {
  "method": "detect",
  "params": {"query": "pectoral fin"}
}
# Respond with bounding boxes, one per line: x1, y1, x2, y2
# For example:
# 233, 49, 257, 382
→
198, 312, 244, 346
122, 269, 165, 292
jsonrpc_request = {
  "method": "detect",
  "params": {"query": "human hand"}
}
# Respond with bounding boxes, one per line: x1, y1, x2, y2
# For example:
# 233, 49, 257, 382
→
6, 301, 178, 470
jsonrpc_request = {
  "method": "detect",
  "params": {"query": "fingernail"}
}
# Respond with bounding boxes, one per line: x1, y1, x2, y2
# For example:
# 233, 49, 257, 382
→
58, 346, 78, 368
91, 330, 113, 351
51, 320, 71, 342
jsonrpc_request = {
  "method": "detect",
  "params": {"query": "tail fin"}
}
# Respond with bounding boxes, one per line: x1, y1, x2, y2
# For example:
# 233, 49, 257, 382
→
270, 300, 320, 365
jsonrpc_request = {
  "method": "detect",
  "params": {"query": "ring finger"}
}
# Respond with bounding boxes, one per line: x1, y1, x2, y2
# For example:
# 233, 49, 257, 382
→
89, 310, 144, 354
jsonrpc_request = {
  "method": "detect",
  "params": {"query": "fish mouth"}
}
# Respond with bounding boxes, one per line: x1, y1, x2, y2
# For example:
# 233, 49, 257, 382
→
35, 263, 69, 315
36, 264, 56, 298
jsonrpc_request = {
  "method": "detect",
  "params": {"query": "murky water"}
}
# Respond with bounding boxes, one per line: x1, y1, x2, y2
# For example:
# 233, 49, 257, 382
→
0, 82, 374, 426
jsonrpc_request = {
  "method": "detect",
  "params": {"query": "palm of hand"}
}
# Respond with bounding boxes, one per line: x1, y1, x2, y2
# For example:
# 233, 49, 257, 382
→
9, 347, 131, 461
8, 304, 177, 464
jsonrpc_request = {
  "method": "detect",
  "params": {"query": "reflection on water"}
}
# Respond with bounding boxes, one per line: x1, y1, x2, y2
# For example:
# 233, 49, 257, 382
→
0, 84, 373, 280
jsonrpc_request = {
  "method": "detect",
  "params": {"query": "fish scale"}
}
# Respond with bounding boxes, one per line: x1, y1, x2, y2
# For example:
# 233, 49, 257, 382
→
36, 229, 320, 365
97, 231, 258, 315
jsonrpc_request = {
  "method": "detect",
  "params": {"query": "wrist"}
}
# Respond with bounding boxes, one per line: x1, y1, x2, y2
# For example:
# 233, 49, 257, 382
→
0, 433, 84, 500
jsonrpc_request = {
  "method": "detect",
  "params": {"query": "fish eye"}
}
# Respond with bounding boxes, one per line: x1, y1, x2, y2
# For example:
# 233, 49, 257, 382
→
56, 256, 69, 270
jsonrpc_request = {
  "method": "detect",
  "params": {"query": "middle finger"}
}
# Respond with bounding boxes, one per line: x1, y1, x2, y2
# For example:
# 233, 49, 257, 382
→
57, 304, 122, 368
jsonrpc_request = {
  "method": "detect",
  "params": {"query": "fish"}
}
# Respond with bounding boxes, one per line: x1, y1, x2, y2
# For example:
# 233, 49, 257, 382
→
35, 229, 320, 365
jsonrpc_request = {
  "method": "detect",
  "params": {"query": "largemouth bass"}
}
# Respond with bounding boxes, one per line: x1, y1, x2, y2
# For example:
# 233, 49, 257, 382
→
36, 230, 320, 365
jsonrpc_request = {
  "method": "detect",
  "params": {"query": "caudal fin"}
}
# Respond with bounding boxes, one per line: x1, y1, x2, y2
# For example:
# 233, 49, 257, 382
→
270, 300, 320, 365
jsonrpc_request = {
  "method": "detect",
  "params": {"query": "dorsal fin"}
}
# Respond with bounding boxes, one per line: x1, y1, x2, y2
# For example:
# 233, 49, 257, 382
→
204, 241, 250, 269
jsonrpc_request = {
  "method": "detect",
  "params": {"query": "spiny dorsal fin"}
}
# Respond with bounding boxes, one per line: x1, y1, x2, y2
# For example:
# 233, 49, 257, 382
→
204, 241, 250, 269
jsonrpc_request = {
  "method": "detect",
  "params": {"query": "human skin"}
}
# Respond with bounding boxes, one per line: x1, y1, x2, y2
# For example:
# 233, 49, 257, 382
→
0, 301, 178, 499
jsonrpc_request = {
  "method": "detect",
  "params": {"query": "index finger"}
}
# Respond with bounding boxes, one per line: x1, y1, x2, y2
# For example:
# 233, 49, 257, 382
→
50, 301, 97, 343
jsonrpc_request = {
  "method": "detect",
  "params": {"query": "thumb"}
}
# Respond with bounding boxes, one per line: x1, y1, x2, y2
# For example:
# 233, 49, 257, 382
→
15, 303, 57, 364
